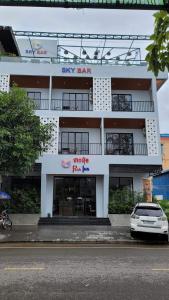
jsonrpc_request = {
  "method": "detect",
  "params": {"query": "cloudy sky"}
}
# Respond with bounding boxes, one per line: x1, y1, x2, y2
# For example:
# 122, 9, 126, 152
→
0, 6, 168, 133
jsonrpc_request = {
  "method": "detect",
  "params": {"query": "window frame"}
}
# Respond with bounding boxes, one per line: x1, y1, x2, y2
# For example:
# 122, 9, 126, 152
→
109, 177, 133, 191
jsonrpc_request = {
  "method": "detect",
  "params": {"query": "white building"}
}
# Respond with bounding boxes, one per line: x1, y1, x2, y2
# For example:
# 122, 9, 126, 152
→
0, 27, 168, 221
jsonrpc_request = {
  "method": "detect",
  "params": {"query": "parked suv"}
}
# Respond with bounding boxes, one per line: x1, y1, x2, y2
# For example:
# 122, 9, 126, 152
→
130, 202, 168, 240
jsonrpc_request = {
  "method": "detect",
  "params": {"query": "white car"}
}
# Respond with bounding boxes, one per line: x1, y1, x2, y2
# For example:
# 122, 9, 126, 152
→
130, 202, 168, 240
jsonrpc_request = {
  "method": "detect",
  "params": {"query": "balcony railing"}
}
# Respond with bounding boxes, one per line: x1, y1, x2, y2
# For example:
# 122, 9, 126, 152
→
112, 101, 154, 112
32, 99, 49, 110
58, 143, 148, 155
32, 99, 154, 113
105, 143, 148, 155
59, 143, 102, 155
0, 55, 147, 66
31, 99, 92, 111
51, 99, 92, 111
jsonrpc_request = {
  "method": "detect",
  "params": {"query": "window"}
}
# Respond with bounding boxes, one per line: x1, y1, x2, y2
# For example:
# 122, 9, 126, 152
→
112, 94, 132, 111
106, 133, 133, 155
61, 132, 89, 154
62, 93, 89, 111
109, 177, 133, 191
134, 207, 163, 217
27, 92, 41, 100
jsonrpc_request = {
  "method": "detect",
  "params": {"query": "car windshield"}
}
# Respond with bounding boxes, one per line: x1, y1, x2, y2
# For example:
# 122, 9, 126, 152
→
134, 206, 163, 217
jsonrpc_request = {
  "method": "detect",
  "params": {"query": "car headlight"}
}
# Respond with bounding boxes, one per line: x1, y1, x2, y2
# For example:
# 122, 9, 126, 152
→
131, 214, 140, 219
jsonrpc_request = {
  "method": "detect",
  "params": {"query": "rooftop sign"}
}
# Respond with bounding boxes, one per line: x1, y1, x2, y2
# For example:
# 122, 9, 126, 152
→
0, 0, 168, 10
62, 67, 92, 74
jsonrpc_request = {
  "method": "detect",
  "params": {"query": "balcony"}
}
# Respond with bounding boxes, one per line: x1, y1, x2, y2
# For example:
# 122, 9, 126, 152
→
105, 143, 148, 155
51, 99, 92, 111
31, 99, 92, 111
32, 98, 154, 112
58, 143, 102, 155
58, 143, 147, 155
112, 100, 154, 112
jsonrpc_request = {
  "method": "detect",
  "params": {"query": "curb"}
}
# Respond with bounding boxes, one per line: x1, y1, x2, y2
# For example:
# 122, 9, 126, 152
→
0, 239, 168, 245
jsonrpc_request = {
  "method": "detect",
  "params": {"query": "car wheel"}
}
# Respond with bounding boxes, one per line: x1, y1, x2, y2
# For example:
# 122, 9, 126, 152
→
130, 231, 136, 239
162, 235, 168, 242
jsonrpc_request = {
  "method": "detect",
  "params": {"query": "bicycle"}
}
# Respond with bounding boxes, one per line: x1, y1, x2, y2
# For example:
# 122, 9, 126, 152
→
0, 210, 12, 231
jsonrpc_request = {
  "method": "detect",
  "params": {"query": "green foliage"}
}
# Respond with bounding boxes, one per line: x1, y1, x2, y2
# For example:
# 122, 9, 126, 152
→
0, 51, 16, 57
0, 86, 53, 176
146, 10, 169, 76
8, 188, 40, 213
153, 199, 169, 220
109, 188, 145, 214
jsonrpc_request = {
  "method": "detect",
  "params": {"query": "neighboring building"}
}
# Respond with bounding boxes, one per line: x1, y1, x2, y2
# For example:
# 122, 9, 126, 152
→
0, 26, 168, 219
0, 25, 20, 55
153, 170, 169, 200
161, 134, 169, 170
153, 135, 169, 200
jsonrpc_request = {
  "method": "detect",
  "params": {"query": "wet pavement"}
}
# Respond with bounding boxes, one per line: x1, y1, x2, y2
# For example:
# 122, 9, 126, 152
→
0, 225, 168, 244
0, 225, 131, 243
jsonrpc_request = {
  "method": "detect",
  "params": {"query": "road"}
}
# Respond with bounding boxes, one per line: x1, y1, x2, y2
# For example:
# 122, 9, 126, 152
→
0, 243, 169, 300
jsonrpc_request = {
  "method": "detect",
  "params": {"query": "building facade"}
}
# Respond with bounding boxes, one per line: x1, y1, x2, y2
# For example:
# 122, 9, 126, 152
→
0, 28, 168, 218
161, 134, 169, 170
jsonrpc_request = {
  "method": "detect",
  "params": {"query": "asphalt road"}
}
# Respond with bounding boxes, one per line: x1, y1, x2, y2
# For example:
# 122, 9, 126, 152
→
0, 243, 169, 300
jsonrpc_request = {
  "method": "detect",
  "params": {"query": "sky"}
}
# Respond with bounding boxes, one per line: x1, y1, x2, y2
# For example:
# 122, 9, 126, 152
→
0, 6, 168, 133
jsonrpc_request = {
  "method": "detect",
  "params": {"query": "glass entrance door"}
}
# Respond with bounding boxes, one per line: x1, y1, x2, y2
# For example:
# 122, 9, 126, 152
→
53, 177, 96, 216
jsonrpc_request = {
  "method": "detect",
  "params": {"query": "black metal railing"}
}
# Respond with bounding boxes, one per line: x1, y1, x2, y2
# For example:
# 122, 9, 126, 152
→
112, 100, 154, 112
31, 99, 92, 111
105, 143, 148, 155
51, 99, 92, 111
32, 99, 49, 110
58, 143, 147, 155
58, 143, 102, 155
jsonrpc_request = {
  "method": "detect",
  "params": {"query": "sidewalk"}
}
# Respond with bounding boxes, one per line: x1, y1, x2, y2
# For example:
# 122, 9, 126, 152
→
0, 225, 167, 244
0, 225, 132, 243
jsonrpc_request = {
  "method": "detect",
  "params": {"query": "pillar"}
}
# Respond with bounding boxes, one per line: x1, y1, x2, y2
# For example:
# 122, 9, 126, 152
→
96, 176, 104, 217
49, 75, 52, 110
41, 174, 54, 217
103, 174, 109, 217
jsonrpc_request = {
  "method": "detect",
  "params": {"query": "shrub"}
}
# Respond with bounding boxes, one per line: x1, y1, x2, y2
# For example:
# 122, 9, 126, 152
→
109, 188, 145, 214
1, 188, 40, 214
153, 199, 169, 220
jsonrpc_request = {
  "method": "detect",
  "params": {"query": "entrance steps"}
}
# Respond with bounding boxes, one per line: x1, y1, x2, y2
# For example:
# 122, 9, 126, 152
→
38, 216, 111, 226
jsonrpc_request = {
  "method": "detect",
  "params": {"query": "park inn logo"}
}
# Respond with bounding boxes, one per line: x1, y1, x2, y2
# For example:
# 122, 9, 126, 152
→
61, 157, 90, 173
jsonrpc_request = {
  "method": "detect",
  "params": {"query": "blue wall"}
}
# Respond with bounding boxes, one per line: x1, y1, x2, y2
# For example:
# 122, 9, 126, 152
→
153, 172, 169, 200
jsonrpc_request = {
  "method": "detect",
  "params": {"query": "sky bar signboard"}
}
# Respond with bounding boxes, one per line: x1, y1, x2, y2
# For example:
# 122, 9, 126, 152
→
0, 0, 168, 10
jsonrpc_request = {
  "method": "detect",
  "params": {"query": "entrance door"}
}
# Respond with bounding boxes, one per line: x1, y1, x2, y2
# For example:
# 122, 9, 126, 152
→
53, 177, 96, 216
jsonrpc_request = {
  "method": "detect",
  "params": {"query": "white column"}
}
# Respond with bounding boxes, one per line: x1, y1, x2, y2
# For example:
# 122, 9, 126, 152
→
41, 174, 54, 217
0, 74, 10, 92
103, 174, 109, 217
93, 77, 111, 111
151, 78, 158, 112
146, 118, 158, 156
96, 176, 104, 217
49, 75, 52, 110
101, 118, 104, 155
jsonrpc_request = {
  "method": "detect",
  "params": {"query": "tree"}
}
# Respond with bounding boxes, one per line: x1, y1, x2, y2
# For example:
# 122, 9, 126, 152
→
146, 10, 169, 76
0, 86, 53, 180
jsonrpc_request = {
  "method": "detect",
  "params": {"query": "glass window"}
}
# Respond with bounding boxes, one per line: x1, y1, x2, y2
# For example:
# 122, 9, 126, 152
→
135, 207, 163, 217
109, 177, 133, 191
106, 133, 133, 155
62, 93, 89, 111
61, 132, 89, 154
112, 94, 132, 111
27, 92, 41, 100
